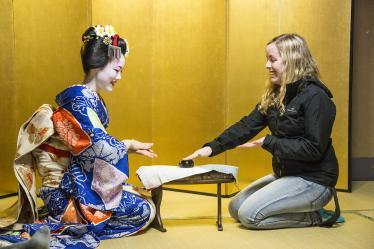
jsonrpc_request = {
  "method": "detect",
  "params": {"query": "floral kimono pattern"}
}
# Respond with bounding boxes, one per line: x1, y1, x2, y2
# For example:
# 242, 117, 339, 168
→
0, 104, 55, 229
0, 85, 155, 249
53, 85, 130, 210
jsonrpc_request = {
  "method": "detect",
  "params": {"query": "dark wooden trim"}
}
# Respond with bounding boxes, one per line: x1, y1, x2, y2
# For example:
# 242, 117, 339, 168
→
0, 192, 17, 199
336, 188, 351, 193
163, 187, 238, 198
347, 0, 355, 193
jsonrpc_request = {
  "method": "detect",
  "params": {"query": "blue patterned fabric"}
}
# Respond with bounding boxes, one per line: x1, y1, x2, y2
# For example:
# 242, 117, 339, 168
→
0, 85, 153, 248
56, 85, 129, 210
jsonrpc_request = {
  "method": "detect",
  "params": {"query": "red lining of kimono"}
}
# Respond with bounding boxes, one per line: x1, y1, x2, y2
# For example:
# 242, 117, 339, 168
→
39, 143, 71, 158
61, 198, 87, 224
79, 203, 112, 225
51, 108, 92, 155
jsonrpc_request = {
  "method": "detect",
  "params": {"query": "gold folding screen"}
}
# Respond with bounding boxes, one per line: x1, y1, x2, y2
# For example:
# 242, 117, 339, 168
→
0, 0, 351, 195
0, 0, 16, 195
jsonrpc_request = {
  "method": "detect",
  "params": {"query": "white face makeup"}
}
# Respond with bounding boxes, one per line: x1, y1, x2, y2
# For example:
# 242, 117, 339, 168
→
95, 54, 125, 92
265, 43, 284, 85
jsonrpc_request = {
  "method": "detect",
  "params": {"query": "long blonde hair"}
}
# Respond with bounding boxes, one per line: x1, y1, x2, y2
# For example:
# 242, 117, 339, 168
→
258, 34, 319, 114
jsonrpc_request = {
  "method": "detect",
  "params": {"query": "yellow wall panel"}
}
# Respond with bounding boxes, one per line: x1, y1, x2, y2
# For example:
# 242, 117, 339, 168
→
13, 0, 92, 123
151, 0, 226, 167
0, 0, 16, 194
151, 0, 227, 193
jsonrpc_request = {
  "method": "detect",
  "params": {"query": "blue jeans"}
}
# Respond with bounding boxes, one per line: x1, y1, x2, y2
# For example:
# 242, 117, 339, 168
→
229, 174, 332, 229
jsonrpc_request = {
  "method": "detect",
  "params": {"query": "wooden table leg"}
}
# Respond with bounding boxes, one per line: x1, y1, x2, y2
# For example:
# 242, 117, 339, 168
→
151, 186, 167, 232
217, 183, 223, 231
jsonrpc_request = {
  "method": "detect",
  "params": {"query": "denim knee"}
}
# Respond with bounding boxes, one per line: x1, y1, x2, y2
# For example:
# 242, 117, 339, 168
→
237, 207, 262, 229
228, 198, 240, 221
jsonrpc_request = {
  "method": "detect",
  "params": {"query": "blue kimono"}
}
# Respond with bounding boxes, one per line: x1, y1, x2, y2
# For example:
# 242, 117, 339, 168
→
0, 85, 154, 248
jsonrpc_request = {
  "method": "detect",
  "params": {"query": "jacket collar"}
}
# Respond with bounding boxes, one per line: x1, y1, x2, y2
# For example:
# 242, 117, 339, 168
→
285, 79, 303, 104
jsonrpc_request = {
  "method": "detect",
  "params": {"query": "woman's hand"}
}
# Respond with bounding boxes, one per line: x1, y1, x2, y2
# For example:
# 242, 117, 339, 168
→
183, 146, 212, 160
123, 139, 157, 158
238, 136, 265, 148
134, 148, 157, 158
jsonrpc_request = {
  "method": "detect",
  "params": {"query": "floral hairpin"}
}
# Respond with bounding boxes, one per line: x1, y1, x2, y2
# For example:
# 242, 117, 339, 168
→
94, 25, 117, 45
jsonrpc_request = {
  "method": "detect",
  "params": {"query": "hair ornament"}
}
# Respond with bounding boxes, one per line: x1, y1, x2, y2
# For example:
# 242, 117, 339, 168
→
108, 44, 121, 59
103, 36, 112, 45
91, 24, 122, 59
82, 34, 94, 44
107, 33, 121, 59
112, 34, 119, 46
94, 25, 116, 38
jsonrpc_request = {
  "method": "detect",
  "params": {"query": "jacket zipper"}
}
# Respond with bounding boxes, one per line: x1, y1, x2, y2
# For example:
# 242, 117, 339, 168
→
275, 110, 282, 176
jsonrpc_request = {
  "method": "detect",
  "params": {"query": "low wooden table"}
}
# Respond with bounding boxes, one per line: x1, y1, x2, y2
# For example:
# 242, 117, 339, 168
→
150, 171, 236, 232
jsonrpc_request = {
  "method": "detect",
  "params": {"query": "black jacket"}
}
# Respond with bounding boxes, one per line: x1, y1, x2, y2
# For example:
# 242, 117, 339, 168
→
205, 77, 339, 187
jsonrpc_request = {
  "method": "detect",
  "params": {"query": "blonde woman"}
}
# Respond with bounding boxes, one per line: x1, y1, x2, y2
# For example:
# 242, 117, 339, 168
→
184, 34, 342, 229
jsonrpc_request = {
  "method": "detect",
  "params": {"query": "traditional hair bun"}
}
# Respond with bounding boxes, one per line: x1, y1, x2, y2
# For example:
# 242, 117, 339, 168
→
80, 25, 128, 74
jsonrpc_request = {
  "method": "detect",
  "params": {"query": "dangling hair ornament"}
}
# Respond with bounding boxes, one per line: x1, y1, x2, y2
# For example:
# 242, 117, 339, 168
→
108, 34, 121, 59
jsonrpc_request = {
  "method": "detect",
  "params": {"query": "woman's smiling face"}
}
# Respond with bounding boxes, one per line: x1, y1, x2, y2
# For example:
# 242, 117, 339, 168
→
96, 54, 125, 92
265, 43, 284, 85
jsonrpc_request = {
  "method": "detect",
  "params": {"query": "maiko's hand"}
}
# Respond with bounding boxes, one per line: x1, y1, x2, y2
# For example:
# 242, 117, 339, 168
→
123, 139, 152, 151
123, 139, 158, 158
183, 146, 212, 160
238, 136, 265, 148
135, 149, 158, 158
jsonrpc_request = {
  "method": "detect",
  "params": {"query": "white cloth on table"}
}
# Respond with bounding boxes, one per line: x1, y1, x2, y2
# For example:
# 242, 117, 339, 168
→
136, 164, 238, 190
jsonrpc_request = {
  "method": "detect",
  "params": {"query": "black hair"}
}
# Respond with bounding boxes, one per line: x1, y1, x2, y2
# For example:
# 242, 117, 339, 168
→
81, 26, 128, 74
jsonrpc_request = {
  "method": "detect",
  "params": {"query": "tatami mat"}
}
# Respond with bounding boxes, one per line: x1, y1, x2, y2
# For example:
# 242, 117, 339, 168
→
100, 181, 374, 249
1, 181, 373, 249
